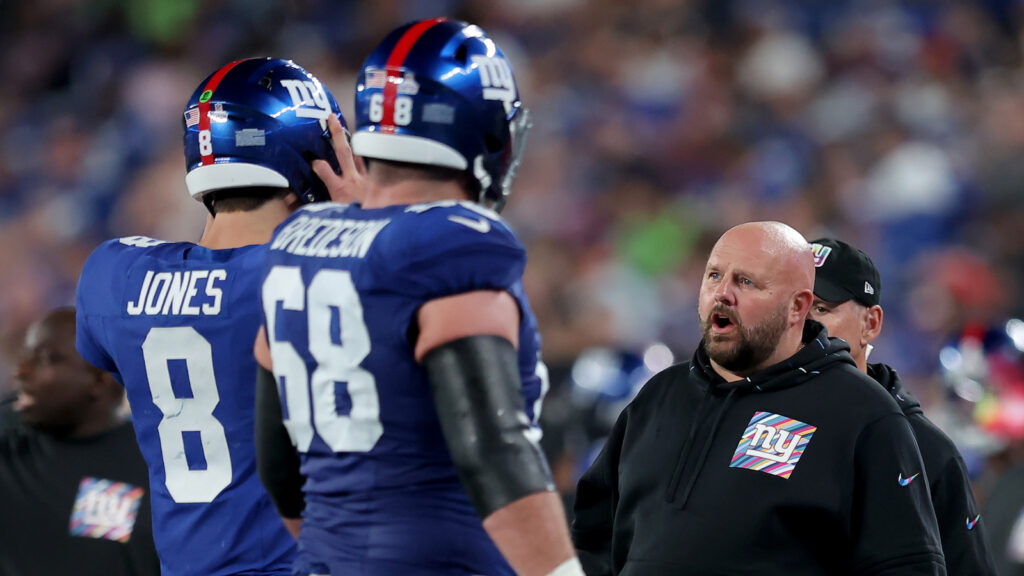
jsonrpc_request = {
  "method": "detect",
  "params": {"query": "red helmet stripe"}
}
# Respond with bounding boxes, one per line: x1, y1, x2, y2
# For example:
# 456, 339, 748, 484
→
381, 18, 447, 134
197, 59, 247, 166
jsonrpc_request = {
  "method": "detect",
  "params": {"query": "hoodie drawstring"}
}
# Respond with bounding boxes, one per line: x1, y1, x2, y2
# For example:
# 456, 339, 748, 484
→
664, 386, 712, 503
675, 387, 739, 509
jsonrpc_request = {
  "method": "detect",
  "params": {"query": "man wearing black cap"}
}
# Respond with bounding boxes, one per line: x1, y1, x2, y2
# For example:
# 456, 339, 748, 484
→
809, 237, 997, 575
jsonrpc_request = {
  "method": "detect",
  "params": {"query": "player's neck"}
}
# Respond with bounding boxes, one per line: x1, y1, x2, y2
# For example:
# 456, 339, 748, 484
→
362, 178, 469, 208
199, 200, 293, 249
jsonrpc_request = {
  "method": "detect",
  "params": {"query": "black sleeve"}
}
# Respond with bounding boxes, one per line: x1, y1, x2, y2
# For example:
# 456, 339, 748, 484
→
928, 451, 998, 575
422, 334, 555, 519
572, 408, 628, 576
255, 365, 305, 518
850, 414, 946, 575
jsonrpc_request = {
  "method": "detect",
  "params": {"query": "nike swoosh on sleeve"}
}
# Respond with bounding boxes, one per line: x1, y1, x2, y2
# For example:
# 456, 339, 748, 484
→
447, 215, 491, 233
897, 472, 920, 486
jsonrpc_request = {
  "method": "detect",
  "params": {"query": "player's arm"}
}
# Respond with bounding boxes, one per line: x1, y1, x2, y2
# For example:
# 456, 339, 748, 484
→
254, 327, 304, 539
416, 290, 583, 576
75, 245, 119, 374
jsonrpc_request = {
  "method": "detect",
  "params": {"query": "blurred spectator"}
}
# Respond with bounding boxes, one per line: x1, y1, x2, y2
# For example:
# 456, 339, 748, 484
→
939, 319, 1024, 574
0, 308, 158, 576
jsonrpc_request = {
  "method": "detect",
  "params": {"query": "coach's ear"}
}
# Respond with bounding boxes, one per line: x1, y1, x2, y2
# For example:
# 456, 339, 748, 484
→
862, 305, 883, 347
791, 288, 813, 326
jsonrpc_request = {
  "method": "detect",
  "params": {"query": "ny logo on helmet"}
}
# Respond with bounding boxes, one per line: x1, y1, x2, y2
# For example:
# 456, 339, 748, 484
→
472, 55, 516, 113
280, 79, 333, 124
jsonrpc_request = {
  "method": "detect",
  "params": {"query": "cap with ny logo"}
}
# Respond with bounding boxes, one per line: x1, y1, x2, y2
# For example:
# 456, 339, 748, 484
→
809, 238, 881, 307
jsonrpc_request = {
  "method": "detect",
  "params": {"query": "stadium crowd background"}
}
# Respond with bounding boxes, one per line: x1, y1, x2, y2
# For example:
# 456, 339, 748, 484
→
1, 0, 1023, 505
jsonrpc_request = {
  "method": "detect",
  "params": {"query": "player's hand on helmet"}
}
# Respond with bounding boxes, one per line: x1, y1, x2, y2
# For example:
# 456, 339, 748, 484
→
313, 114, 368, 204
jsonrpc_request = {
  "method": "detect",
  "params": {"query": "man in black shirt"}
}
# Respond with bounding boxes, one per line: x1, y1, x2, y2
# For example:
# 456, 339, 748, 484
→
807, 237, 997, 575
572, 221, 945, 575
0, 308, 158, 576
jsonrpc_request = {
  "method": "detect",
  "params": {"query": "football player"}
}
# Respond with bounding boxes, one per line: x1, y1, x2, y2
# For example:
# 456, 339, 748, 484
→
75, 58, 345, 576
254, 18, 583, 576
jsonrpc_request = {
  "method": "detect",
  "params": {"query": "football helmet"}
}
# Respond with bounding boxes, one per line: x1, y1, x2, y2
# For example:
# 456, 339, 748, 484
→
568, 345, 670, 480
352, 18, 530, 212
570, 345, 670, 437
940, 319, 1024, 442
183, 58, 345, 204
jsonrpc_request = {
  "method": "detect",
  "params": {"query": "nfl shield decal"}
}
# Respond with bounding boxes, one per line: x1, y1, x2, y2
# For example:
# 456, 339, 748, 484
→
730, 411, 816, 479
69, 477, 144, 542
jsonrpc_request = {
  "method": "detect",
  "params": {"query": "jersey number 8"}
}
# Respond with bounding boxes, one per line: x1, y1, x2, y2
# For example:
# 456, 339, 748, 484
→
142, 327, 232, 503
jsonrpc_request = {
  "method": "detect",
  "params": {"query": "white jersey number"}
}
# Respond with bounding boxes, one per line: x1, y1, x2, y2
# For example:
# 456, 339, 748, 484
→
141, 327, 232, 503
368, 93, 413, 126
263, 266, 382, 453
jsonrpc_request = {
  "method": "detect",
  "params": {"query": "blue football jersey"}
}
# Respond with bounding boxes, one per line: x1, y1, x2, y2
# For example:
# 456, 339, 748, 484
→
76, 236, 297, 576
260, 201, 549, 576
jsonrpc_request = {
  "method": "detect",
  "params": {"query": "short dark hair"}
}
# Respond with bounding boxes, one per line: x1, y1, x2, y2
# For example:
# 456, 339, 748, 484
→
203, 187, 290, 215
366, 158, 475, 200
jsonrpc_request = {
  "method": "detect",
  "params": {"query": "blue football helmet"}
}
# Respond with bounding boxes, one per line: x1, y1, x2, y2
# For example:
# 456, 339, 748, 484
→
570, 345, 669, 437
183, 58, 345, 204
567, 345, 670, 480
352, 18, 531, 212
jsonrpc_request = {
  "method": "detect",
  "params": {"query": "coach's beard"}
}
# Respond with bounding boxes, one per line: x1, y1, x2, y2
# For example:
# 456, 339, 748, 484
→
701, 303, 788, 375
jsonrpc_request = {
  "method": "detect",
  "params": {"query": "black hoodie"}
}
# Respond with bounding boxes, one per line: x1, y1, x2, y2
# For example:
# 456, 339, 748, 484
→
572, 321, 946, 575
868, 363, 997, 575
